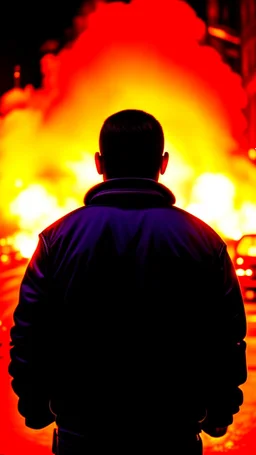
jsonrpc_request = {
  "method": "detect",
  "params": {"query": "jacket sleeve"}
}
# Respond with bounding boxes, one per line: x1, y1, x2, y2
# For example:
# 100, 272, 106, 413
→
202, 244, 247, 433
8, 234, 55, 429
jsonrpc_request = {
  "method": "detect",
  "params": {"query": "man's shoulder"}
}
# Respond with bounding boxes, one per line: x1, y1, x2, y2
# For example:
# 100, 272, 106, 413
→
171, 205, 227, 247
40, 206, 87, 236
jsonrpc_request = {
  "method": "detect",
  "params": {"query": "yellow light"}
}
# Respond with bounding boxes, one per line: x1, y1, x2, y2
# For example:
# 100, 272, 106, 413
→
236, 257, 244, 265
15, 179, 23, 188
236, 268, 245, 276
248, 246, 256, 257
245, 269, 253, 276
0, 254, 9, 263
12, 233, 38, 259
248, 148, 256, 160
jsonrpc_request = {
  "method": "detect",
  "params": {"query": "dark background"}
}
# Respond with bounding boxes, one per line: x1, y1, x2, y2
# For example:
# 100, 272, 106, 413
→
0, 0, 206, 96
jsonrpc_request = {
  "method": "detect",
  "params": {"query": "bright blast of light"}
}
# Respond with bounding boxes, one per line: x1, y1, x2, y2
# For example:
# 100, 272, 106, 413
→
185, 173, 243, 239
0, 0, 255, 258
9, 184, 78, 257
189, 173, 235, 219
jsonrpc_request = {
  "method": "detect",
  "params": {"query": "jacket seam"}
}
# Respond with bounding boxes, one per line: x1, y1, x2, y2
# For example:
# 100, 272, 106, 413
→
219, 242, 227, 259
39, 233, 50, 256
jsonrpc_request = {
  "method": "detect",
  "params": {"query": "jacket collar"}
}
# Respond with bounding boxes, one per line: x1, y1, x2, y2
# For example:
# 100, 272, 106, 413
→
84, 178, 176, 208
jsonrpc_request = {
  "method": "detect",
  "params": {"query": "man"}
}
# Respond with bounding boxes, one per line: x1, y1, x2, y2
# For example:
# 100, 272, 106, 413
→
8, 109, 247, 455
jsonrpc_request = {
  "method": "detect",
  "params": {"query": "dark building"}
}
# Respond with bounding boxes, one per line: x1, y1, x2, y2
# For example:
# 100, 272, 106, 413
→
240, 0, 256, 154
205, 0, 241, 74
204, 0, 256, 158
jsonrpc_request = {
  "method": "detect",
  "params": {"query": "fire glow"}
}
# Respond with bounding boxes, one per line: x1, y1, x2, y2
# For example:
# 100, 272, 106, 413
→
0, 0, 255, 259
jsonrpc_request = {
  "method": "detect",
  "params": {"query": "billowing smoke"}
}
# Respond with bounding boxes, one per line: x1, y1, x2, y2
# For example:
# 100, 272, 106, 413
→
0, 0, 254, 254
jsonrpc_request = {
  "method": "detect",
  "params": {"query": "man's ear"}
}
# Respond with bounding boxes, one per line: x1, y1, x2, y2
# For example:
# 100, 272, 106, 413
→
95, 152, 103, 175
160, 151, 169, 175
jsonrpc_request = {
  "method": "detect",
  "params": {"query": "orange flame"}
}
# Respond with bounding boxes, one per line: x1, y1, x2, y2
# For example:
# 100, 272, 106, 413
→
0, 0, 254, 259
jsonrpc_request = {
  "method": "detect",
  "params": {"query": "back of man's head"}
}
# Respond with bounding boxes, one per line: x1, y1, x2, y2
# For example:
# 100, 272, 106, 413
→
99, 109, 165, 179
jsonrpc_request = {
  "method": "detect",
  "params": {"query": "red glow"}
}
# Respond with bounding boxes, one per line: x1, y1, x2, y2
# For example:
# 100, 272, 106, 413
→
208, 26, 241, 45
0, 0, 255, 252
1, 3, 256, 454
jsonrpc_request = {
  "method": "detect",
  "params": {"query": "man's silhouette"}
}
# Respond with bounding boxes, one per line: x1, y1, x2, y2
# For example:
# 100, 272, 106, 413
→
8, 109, 247, 455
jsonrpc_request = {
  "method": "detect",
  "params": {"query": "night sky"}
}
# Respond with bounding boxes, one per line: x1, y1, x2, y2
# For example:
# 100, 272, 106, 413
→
0, 0, 206, 96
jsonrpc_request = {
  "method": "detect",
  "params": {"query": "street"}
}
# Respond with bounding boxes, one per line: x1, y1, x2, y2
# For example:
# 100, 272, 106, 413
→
1, 261, 256, 454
